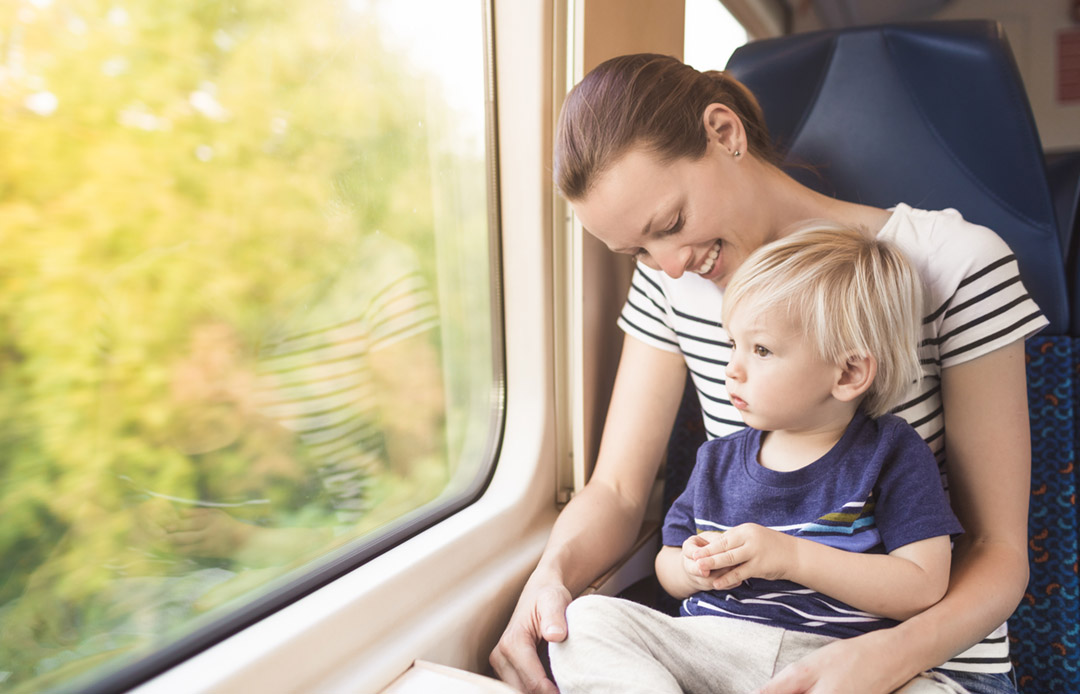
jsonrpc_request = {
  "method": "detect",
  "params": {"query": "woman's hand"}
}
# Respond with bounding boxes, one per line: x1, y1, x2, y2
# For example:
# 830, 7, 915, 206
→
493, 338, 687, 692
755, 631, 907, 694
489, 579, 572, 694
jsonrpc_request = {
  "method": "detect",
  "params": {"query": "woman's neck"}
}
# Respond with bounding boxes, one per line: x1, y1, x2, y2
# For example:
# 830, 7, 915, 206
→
762, 166, 893, 239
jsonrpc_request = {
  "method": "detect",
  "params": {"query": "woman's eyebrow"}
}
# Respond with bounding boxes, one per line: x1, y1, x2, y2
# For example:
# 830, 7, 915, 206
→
604, 222, 652, 254
604, 210, 668, 253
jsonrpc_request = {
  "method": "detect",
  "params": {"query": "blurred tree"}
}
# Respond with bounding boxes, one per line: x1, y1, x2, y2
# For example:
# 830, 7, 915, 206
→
0, 0, 483, 689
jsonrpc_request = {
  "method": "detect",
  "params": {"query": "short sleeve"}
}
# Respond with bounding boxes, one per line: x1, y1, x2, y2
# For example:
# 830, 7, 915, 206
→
911, 210, 1047, 368
873, 420, 964, 552
662, 456, 704, 546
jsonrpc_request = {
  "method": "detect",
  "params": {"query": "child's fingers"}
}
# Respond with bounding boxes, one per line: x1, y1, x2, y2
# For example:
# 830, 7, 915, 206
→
681, 534, 709, 558
695, 538, 748, 572
690, 529, 736, 559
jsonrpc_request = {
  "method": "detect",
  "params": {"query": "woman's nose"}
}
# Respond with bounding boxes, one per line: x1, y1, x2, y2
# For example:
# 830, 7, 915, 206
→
651, 244, 692, 279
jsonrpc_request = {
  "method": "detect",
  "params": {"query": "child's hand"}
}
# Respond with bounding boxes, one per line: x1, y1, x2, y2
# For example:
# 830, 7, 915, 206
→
679, 532, 734, 591
686, 524, 796, 590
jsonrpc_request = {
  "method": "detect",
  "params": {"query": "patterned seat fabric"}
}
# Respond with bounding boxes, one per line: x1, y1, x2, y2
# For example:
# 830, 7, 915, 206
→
1010, 336, 1079, 692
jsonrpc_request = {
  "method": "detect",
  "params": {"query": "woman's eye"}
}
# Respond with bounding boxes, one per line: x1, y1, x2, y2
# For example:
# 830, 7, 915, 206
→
659, 214, 684, 237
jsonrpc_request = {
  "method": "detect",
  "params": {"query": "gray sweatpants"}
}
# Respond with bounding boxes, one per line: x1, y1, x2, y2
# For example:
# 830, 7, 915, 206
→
548, 595, 970, 694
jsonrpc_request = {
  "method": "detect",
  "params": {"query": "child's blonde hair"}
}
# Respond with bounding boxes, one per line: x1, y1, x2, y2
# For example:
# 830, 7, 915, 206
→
721, 223, 924, 418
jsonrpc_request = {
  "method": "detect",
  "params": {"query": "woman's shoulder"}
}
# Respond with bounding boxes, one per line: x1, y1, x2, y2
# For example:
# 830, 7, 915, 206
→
881, 203, 1010, 254
878, 203, 1016, 287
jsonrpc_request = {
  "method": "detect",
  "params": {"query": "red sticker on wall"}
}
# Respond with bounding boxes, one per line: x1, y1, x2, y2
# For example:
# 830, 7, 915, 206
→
1059, 28, 1080, 103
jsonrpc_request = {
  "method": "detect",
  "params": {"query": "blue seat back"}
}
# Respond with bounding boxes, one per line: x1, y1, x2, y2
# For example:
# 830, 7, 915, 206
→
1045, 151, 1080, 331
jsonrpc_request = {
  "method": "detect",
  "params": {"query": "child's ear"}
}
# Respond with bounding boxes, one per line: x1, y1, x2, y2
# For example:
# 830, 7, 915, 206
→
833, 354, 876, 403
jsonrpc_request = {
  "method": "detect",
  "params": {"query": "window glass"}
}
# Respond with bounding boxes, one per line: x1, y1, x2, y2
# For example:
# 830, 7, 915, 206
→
0, 0, 497, 691
684, 0, 749, 70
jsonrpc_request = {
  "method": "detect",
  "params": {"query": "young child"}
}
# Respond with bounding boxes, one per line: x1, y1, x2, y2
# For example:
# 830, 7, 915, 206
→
548, 225, 969, 694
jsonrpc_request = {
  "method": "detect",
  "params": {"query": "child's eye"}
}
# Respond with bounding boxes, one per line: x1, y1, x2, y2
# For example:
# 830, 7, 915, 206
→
753, 345, 771, 357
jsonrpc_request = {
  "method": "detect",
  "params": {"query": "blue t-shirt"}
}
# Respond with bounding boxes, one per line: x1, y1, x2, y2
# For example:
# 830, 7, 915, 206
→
662, 411, 963, 639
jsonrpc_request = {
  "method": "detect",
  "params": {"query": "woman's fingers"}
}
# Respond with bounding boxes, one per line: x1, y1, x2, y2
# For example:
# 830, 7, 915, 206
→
489, 584, 570, 694
537, 586, 570, 642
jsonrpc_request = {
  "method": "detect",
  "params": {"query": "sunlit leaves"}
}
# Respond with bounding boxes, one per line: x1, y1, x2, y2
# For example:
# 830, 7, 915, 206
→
0, 0, 479, 688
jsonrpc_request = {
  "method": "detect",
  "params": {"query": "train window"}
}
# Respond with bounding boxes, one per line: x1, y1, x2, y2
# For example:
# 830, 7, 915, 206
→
0, 0, 497, 692
684, 0, 749, 70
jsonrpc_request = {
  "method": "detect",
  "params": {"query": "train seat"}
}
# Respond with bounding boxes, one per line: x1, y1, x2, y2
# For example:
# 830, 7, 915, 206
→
1045, 150, 1080, 331
652, 20, 1078, 693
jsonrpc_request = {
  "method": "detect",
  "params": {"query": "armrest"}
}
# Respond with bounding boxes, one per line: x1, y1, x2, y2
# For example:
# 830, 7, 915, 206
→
581, 519, 661, 598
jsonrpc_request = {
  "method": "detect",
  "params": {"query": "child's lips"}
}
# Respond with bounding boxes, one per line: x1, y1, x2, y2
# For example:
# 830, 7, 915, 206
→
730, 394, 747, 410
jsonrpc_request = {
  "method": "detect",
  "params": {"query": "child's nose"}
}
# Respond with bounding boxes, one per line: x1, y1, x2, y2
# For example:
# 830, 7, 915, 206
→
724, 355, 742, 381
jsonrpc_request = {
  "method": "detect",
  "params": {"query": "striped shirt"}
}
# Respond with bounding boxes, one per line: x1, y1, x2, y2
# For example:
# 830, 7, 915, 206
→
620, 204, 1047, 672
662, 411, 963, 639
254, 235, 438, 528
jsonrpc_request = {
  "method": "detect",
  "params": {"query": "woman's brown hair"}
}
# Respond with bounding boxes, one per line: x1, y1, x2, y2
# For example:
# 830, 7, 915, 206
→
554, 53, 778, 200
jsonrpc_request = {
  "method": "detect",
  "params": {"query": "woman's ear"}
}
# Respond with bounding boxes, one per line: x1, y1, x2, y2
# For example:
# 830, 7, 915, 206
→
832, 354, 877, 403
702, 103, 745, 157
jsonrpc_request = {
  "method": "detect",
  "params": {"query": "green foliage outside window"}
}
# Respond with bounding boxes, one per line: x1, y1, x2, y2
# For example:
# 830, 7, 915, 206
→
0, 1, 491, 690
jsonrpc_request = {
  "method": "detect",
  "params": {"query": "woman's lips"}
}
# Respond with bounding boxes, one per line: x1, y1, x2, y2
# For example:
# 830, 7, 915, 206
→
696, 240, 724, 280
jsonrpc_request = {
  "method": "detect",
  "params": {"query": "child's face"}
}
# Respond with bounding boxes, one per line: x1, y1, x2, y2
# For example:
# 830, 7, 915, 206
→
723, 303, 846, 433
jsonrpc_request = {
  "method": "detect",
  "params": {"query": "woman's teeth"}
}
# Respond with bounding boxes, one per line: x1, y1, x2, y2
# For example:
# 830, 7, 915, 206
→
697, 241, 721, 274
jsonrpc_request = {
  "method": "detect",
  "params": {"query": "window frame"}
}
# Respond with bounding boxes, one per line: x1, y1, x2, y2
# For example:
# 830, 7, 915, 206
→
124, 0, 561, 692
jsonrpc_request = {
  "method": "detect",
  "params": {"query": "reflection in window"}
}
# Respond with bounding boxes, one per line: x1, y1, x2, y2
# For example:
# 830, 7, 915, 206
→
0, 0, 496, 691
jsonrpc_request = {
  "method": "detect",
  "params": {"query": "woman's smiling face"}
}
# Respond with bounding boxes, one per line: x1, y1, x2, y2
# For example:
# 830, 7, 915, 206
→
570, 143, 772, 287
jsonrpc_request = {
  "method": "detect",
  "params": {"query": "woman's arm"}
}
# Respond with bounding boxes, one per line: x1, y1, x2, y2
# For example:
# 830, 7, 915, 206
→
490, 336, 689, 694
758, 339, 1031, 694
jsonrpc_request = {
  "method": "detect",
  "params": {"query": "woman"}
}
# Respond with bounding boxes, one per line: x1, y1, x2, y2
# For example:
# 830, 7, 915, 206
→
490, 53, 1039, 694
